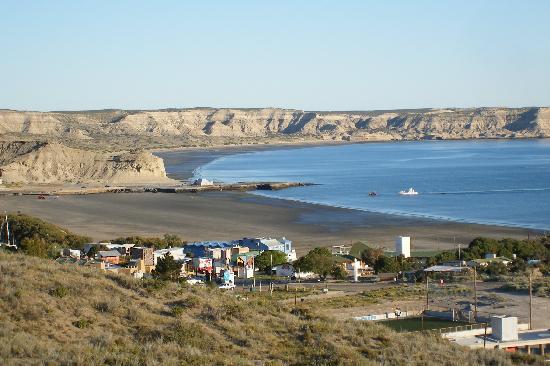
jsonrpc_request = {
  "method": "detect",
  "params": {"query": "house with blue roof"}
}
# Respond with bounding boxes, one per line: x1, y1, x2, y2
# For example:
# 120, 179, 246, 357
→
183, 241, 236, 258
236, 237, 296, 262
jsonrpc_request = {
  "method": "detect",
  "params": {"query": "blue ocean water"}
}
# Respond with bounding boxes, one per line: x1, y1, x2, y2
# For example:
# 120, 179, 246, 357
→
187, 140, 550, 230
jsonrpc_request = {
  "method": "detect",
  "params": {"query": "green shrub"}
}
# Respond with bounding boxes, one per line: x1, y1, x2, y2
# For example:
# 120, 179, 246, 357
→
49, 285, 69, 298
73, 318, 93, 329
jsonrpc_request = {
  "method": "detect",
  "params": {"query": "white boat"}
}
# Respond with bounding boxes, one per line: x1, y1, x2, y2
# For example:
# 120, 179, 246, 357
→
399, 188, 419, 195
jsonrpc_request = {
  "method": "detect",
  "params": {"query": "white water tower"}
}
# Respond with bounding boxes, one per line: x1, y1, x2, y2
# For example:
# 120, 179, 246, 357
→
395, 236, 411, 258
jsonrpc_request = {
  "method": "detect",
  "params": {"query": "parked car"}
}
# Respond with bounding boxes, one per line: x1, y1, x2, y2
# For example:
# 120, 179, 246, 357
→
219, 283, 235, 290
186, 278, 204, 286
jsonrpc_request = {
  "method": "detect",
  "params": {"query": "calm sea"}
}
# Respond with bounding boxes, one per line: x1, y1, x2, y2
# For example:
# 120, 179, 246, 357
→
172, 140, 550, 230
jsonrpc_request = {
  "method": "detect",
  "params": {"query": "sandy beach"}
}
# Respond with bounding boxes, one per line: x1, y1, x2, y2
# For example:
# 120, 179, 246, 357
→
0, 189, 533, 255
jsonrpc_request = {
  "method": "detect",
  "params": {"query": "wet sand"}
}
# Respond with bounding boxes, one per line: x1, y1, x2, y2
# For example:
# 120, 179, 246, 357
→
0, 191, 533, 255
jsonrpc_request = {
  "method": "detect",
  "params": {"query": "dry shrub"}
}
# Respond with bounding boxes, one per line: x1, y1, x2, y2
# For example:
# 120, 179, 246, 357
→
0, 251, 540, 366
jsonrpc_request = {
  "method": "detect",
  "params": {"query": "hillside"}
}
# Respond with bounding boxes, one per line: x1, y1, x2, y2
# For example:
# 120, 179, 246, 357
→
0, 141, 171, 185
0, 251, 538, 366
0, 107, 549, 150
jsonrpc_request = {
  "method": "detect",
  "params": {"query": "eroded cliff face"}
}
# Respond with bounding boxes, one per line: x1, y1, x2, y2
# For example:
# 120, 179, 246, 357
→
0, 107, 548, 150
0, 141, 171, 185
0, 107, 548, 185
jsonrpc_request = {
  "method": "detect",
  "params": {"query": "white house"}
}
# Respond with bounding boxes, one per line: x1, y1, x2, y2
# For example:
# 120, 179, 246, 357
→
193, 178, 214, 186
153, 247, 186, 265
61, 248, 81, 259
236, 237, 297, 262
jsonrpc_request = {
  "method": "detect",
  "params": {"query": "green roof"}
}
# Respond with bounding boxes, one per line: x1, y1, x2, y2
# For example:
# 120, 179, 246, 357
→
231, 251, 261, 262
349, 241, 370, 259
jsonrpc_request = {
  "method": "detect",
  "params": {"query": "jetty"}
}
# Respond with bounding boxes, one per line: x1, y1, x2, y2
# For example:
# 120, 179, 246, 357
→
0, 181, 312, 196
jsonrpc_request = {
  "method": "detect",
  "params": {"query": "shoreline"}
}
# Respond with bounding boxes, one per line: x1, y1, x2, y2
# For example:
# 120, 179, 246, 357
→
159, 141, 548, 233
0, 142, 543, 255
155, 140, 348, 181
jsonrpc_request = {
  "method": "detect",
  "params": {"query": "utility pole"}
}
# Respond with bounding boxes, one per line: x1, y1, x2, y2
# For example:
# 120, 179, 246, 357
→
473, 266, 478, 321
270, 253, 273, 297
252, 255, 255, 288
529, 271, 533, 330
425, 273, 429, 310
458, 243, 461, 261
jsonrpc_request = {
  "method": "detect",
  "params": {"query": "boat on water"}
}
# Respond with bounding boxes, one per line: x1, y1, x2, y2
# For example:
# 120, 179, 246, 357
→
368, 191, 377, 197
399, 188, 419, 195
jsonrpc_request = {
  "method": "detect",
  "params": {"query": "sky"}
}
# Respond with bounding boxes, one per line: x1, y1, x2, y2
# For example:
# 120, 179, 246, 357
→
1, 0, 549, 111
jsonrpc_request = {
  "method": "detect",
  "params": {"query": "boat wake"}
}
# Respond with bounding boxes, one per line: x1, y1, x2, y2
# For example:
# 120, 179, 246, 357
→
425, 187, 550, 195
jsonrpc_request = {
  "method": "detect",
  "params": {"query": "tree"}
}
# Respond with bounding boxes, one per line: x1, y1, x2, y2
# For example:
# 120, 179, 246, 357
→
254, 250, 287, 272
360, 246, 385, 267
8, 213, 91, 257
87, 246, 99, 258
86, 244, 108, 258
374, 256, 400, 273
153, 253, 181, 280
19, 235, 49, 258
509, 258, 527, 273
331, 264, 348, 280
483, 262, 508, 277
294, 247, 335, 280
433, 250, 458, 264
111, 234, 185, 249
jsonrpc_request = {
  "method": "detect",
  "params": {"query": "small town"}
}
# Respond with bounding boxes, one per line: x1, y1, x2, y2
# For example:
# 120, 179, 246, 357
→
46, 227, 550, 358
2, 1, 550, 364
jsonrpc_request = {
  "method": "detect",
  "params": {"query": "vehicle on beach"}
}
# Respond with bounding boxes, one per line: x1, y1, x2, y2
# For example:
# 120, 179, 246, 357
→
37, 195, 59, 200
219, 283, 235, 290
399, 188, 418, 195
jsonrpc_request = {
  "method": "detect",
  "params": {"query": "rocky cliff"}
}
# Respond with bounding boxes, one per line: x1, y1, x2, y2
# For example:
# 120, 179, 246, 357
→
0, 141, 171, 185
0, 107, 548, 150
0, 107, 548, 185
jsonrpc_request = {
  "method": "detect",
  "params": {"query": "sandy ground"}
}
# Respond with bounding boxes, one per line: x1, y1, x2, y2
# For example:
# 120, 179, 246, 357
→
308, 282, 550, 329
0, 191, 533, 256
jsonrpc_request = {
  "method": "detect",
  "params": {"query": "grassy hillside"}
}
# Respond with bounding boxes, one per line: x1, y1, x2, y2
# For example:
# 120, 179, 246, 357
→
0, 251, 541, 366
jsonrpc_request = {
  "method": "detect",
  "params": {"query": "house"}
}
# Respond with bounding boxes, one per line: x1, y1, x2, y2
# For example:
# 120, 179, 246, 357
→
105, 243, 135, 255
332, 245, 352, 255
468, 254, 512, 267
424, 265, 470, 273
97, 250, 122, 264
193, 178, 214, 186
130, 247, 155, 266
192, 257, 213, 273
82, 242, 112, 255
61, 248, 81, 259
340, 259, 373, 277
153, 247, 186, 265
184, 241, 235, 258
232, 251, 259, 268
236, 237, 297, 262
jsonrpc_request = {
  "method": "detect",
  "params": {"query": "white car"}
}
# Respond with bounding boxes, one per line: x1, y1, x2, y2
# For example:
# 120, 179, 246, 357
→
186, 278, 204, 285
219, 283, 235, 290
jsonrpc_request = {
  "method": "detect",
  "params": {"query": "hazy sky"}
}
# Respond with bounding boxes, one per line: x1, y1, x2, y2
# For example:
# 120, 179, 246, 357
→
1, 0, 549, 111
